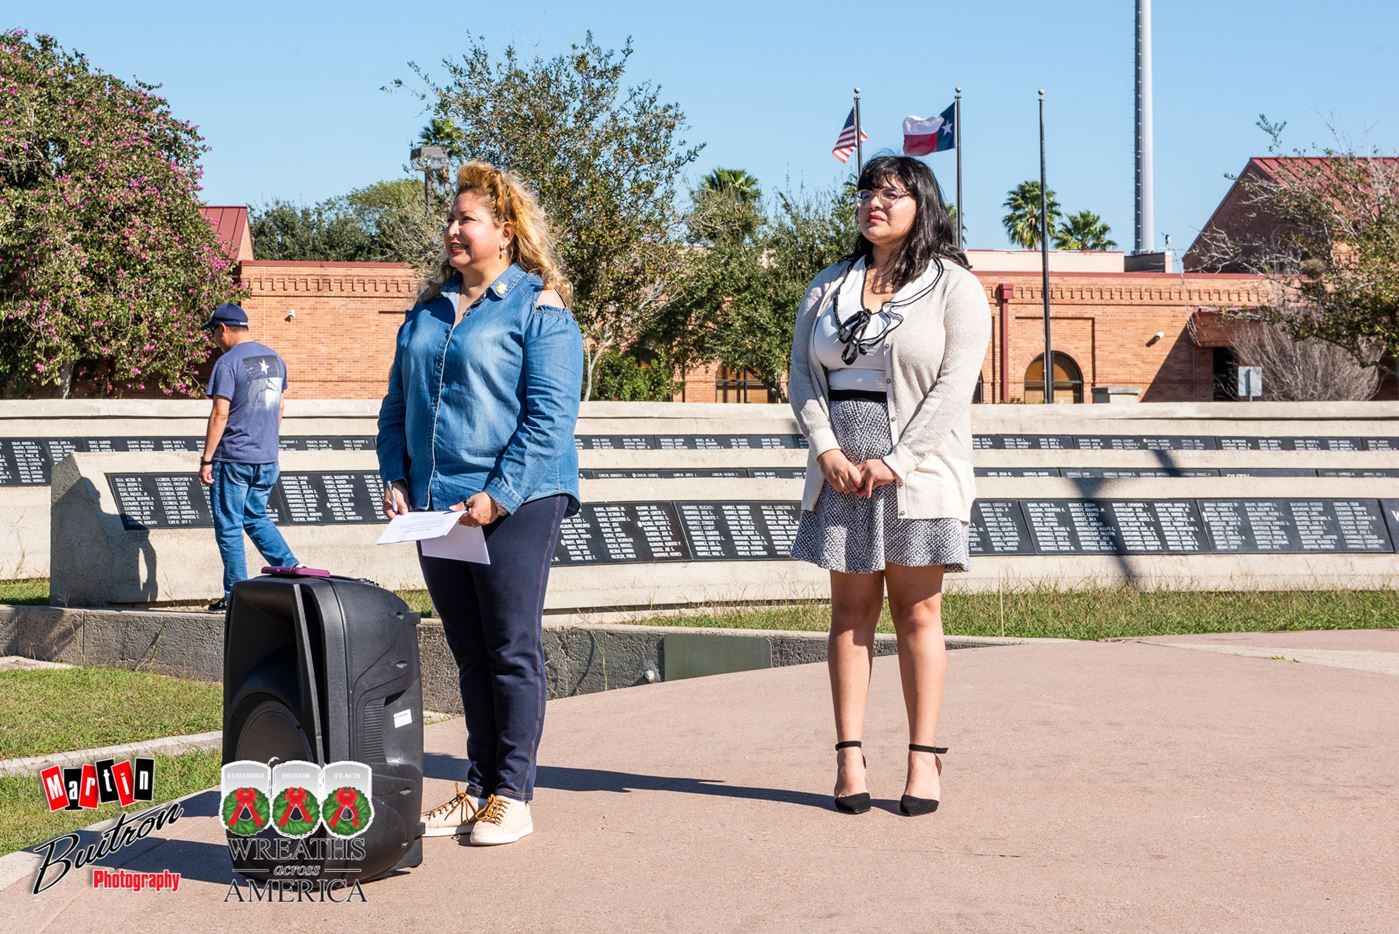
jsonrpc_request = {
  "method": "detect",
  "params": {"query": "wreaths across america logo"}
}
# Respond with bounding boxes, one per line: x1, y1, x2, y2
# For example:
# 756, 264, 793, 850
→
221, 761, 373, 839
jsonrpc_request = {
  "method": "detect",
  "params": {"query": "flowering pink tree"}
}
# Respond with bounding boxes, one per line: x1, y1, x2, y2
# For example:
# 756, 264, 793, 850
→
0, 30, 242, 397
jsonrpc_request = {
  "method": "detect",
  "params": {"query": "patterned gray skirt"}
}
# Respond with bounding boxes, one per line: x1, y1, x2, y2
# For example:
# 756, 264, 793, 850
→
791, 396, 971, 574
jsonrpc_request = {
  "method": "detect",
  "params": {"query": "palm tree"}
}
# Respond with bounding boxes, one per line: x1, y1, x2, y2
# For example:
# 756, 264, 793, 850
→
1054, 210, 1118, 251
1002, 180, 1061, 249
692, 167, 764, 244
700, 167, 762, 205
419, 117, 461, 154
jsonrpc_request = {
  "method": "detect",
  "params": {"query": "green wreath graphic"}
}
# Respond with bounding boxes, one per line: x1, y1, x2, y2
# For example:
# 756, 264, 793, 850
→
321, 786, 373, 837
272, 786, 321, 838
222, 787, 271, 837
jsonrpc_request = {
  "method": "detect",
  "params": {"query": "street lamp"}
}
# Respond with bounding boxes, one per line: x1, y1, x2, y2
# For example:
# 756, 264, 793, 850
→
410, 145, 449, 217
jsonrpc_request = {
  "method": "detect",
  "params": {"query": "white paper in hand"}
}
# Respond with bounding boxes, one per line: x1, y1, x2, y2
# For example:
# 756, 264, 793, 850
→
376, 510, 461, 545
419, 522, 490, 564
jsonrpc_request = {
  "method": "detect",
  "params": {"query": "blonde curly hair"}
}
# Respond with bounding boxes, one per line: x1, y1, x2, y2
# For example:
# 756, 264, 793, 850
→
419, 161, 573, 305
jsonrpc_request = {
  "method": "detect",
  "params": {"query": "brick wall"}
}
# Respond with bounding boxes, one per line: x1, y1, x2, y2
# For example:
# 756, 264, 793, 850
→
239, 260, 420, 400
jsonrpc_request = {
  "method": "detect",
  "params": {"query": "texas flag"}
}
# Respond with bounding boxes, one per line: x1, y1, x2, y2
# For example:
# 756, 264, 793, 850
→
903, 103, 956, 156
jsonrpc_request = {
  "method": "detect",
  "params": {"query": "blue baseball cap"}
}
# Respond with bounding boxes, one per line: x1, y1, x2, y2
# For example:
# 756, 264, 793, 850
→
201, 303, 248, 329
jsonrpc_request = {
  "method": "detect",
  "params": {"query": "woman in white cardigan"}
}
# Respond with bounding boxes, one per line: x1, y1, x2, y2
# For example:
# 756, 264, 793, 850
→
788, 155, 990, 817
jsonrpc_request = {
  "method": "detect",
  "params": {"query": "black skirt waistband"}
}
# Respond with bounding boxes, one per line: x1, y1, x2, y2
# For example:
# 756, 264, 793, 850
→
828, 389, 887, 403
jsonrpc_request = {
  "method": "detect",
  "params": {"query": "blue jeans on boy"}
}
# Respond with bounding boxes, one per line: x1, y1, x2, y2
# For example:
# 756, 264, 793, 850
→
210, 461, 296, 597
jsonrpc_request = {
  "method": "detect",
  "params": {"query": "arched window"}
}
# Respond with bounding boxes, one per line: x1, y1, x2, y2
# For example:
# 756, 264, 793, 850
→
715, 363, 770, 404
973, 373, 985, 404
1023, 353, 1084, 404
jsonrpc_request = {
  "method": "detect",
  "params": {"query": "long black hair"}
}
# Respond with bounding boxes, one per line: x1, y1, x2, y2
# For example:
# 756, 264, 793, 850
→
848, 154, 968, 288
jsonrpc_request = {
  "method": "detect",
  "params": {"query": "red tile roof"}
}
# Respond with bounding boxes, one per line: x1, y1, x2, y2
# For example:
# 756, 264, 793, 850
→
200, 206, 253, 263
1248, 155, 1399, 187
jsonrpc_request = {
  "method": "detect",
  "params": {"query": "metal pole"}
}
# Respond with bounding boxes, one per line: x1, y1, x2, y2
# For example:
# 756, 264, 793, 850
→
955, 87, 964, 249
853, 87, 864, 177
423, 169, 431, 218
1135, 0, 1155, 253
1039, 89, 1055, 404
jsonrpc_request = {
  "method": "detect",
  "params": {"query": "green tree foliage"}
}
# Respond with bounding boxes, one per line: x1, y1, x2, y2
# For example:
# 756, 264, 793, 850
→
589, 348, 682, 401
250, 178, 431, 265
1053, 209, 1117, 251
0, 30, 243, 397
392, 33, 702, 399
1002, 180, 1061, 249
656, 185, 856, 403
1194, 116, 1399, 374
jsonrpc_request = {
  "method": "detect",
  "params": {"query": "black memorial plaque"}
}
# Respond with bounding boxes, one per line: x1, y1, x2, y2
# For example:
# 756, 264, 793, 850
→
747, 468, 807, 479
1197, 500, 1297, 552
0, 435, 376, 486
1217, 467, 1317, 478
1381, 500, 1399, 547
1196, 499, 1394, 554
976, 468, 1061, 477
969, 500, 1034, 555
1316, 468, 1399, 478
1061, 468, 1220, 479
979, 434, 1076, 451
574, 435, 660, 451
552, 502, 688, 565
108, 470, 383, 529
674, 501, 801, 561
109, 474, 212, 530
1022, 500, 1119, 553
1073, 435, 1217, 451
1104, 500, 1208, 553
279, 436, 376, 451
655, 434, 804, 450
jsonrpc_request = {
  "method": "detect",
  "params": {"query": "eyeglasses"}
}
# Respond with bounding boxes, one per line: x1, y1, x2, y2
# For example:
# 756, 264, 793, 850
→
854, 187, 911, 206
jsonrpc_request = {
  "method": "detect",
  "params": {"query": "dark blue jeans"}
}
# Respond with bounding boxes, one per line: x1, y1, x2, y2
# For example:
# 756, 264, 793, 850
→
419, 494, 567, 802
209, 461, 297, 597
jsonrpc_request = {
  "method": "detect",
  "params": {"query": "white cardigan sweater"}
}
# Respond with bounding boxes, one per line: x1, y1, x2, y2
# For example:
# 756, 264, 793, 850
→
788, 256, 992, 521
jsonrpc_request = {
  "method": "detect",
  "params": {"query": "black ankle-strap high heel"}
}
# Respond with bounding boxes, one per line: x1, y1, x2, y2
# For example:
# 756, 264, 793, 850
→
833, 740, 871, 815
899, 744, 948, 817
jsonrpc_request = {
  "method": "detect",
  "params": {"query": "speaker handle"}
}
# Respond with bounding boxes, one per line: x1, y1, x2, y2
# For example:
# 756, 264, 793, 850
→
290, 582, 327, 763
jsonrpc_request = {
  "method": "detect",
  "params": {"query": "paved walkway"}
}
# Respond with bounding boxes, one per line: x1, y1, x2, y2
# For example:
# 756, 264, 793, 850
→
3, 631, 1396, 932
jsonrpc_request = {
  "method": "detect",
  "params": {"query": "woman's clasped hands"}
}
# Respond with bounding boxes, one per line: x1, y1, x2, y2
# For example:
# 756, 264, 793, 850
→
816, 449, 898, 498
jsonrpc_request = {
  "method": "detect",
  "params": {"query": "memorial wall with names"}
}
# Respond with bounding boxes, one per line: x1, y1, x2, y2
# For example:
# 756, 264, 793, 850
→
104, 470, 1399, 564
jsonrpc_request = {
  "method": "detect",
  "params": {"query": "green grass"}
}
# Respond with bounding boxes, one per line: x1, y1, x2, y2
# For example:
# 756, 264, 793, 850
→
0, 667, 222, 760
550, 588, 1399, 642
0, 578, 48, 605
0, 748, 220, 856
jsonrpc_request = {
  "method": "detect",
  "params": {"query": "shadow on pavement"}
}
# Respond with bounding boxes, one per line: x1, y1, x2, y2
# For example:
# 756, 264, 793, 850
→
426, 752, 831, 811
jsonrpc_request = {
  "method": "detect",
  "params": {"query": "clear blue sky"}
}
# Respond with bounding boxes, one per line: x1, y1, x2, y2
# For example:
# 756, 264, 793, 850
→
19, 1, 1399, 252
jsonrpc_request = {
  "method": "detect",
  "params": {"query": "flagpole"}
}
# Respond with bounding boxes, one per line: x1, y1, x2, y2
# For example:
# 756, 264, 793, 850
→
1038, 89, 1055, 404
853, 87, 864, 176
954, 86, 963, 249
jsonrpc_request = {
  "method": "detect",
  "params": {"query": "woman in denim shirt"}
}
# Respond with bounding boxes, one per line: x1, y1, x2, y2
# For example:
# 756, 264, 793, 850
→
377, 161, 583, 846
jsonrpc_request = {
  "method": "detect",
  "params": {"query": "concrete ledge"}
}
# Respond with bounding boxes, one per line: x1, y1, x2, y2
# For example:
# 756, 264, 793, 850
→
0, 605, 1010, 712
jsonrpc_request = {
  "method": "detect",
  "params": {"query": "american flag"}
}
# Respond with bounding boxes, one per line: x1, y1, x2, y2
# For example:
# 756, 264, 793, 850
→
831, 108, 869, 164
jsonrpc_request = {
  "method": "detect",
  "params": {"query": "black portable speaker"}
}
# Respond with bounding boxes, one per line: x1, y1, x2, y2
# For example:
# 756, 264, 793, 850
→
222, 572, 424, 882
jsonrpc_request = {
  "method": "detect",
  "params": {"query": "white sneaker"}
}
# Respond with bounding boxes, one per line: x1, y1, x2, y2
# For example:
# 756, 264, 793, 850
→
468, 794, 533, 846
422, 784, 485, 837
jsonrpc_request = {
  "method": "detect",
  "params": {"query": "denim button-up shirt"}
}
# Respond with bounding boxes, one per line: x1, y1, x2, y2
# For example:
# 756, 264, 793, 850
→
376, 264, 583, 516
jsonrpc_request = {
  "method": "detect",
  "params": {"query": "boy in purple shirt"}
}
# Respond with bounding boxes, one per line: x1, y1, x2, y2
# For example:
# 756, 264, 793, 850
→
198, 303, 298, 611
